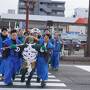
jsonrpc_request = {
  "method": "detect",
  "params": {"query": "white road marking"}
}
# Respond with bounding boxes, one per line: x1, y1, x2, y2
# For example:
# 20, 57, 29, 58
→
0, 71, 70, 89
0, 82, 66, 87
0, 89, 71, 90
75, 65, 90, 72
14, 78, 61, 82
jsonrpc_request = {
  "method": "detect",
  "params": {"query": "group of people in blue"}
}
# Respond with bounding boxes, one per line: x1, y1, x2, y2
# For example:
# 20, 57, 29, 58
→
0, 27, 62, 88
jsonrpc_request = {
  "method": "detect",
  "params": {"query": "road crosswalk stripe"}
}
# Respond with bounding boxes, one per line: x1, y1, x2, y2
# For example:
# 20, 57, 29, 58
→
0, 72, 70, 89
14, 78, 61, 82
0, 82, 66, 87
0, 89, 71, 90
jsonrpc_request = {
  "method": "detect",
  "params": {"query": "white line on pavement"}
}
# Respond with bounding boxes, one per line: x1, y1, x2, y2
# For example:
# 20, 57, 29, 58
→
14, 78, 61, 82
0, 89, 71, 90
75, 65, 90, 72
0, 82, 66, 87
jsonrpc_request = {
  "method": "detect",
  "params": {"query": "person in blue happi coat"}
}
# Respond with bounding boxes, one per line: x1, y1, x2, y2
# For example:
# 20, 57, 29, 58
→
36, 34, 53, 88
51, 32, 61, 71
0, 28, 9, 79
0, 28, 9, 64
1, 30, 22, 86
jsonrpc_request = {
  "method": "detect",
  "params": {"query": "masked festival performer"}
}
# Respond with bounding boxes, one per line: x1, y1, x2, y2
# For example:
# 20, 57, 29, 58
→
1, 30, 22, 86
21, 36, 38, 87
36, 34, 53, 88
51, 32, 61, 71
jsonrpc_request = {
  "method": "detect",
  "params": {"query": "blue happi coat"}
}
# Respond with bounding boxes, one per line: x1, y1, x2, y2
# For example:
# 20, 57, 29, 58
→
0, 34, 9, 61
0, 38, 22, 84
36, 40, 53, 80
38, 36, 44, 44
51, 39, 61, 69
0, 34, 9, 74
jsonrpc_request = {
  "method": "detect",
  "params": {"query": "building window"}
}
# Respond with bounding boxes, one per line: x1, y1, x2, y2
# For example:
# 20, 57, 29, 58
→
57, 12, 61, 15
40, 2, 43, 4
57, 5, 63, 8
52, 11, 56, 15
20, 2, 25, 6
20, 9, 26, 13
47, 3, 50, 6
85, 10, 88, 13
40, 8, 43, 11
47, 12, 50, 15
53, 4, 58, 7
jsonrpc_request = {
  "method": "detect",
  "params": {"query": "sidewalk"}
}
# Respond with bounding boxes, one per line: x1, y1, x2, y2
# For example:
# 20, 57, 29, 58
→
61, 56, 90, 65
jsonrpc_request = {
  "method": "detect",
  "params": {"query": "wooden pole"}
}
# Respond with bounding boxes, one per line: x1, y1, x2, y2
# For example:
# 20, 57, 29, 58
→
25, 0, 29, 32
86, 0, 90, 57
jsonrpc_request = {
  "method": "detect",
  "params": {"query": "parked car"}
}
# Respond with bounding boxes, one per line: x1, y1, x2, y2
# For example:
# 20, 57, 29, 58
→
72, 40, 81, 51
63, 39, 81, 51
63, 39, 71, 50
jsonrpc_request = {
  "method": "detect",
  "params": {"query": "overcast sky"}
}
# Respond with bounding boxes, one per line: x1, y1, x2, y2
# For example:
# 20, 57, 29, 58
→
0, 0, 89, 17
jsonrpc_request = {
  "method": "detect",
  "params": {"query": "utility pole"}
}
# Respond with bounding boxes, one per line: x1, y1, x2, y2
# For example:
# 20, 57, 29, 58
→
24, 0, 36, 33
25, 0, 29, 32
86, 0, 90, 57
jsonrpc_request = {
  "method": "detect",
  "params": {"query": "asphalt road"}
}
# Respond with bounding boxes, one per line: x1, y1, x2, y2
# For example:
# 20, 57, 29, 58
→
50, 64, 90, 90
0, 64, 90, 90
